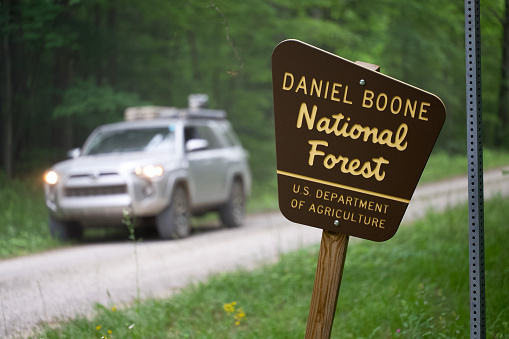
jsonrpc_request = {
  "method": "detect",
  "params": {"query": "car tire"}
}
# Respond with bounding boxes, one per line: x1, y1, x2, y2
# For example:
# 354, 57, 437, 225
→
156, 185, 191, 239
49, 214, 83, 241
220, 180, 245, 228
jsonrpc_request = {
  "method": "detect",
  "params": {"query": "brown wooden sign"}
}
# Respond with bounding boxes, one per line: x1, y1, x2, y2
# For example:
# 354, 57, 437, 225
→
272, 40, 446, 242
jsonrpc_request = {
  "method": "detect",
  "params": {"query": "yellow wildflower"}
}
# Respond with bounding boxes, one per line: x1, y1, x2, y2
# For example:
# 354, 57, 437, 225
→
223, 301, 247, 325
234, 308, 246, 325
96, 325, 102, 330
223, 302, 236, 314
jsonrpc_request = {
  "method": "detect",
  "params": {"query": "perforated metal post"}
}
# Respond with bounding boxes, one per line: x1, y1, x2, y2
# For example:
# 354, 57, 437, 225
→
465, 1, 486, 338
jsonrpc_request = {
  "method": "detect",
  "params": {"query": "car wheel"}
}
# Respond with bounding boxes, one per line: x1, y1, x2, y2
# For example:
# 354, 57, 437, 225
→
48, 214, 83, 241
220, 180, 245, 228
156, 185, 191, 239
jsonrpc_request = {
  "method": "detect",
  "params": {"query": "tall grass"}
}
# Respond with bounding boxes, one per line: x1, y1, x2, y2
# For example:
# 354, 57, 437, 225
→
419, 148, 509, 184
0, 173, 58, 258
34, 196, 509, 338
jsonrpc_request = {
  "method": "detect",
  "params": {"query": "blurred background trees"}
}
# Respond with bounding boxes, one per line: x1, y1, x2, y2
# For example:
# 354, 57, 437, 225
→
0, 0, 507, 185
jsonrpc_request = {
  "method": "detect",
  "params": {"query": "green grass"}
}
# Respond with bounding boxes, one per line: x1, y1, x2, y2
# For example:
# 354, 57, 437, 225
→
419, 148, 509, 184
0, 173, 59, 258
1, 148, 509, 259
248, 148, 509, 212
33, 196, 509, 338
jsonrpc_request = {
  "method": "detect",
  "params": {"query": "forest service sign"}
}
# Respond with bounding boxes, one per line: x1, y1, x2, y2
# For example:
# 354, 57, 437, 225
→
272, 40, 446, 241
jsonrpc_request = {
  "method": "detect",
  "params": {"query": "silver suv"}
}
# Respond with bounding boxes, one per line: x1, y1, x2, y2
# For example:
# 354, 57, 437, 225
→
44, 103, 251, 240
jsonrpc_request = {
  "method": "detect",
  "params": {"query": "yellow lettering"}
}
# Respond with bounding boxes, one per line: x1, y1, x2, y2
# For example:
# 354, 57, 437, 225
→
324, 82, 330, 99
324, 154, 347, 169
307, 141, 390, 181
362, 90, 375, 108
295, 76, 307, 94
296, 102, 317, 129
348, 125, 364, 139
308, 140, 328, 166
343, 85, 353, 104
297, 104, 409, 156
282, 72, 294, 90
310, 78, 322, 97
331, 83, 342, 102
371, 157, 390, 181
390, 96, 402, 114
395, 124, 408, 151
376, 93, 388, 111
316, 117, 330, 133
347, 159, 361, 173
404, 99, 417, 118
419, 102, 430, 121
346, 196, 353, 205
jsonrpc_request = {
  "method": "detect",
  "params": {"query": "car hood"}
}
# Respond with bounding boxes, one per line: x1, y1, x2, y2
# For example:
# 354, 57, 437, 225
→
51, 152, 173, 175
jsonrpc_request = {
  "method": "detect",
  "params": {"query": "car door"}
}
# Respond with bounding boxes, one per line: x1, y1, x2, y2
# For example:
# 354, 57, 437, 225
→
184, 123, 229, 207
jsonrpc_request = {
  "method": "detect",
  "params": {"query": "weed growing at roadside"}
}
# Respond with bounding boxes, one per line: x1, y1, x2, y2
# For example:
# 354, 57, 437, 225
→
79, 211, 144, 339
122, 208, 141, 302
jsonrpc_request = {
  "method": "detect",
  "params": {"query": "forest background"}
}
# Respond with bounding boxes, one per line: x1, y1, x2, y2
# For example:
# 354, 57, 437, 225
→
1, 0, 508, 189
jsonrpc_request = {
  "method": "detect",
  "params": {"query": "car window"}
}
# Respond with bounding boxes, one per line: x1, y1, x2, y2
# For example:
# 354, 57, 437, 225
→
184, 125, 222, 150
83, 126, 175, 155
221, 124, 241, 147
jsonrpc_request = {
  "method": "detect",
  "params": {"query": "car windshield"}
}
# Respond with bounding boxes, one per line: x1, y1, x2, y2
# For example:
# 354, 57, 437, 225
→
83, 126, 175, 155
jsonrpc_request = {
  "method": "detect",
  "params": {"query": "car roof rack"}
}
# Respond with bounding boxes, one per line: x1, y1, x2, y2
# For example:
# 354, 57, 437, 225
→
124, 106, 227, 121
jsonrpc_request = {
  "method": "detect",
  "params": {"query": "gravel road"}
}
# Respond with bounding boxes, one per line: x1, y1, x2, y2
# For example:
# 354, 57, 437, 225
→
1, 167, 509, 338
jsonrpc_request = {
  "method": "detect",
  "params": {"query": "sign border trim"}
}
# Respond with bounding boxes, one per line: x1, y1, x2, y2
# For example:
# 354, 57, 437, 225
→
277, 170, 411, 203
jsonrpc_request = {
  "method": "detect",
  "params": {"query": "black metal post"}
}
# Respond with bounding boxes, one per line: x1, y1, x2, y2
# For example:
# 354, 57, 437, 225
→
464, 0, 486, 338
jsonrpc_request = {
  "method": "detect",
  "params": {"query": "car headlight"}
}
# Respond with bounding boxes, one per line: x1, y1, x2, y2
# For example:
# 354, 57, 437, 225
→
134, 165, 164, 179
44, 171, 58, 185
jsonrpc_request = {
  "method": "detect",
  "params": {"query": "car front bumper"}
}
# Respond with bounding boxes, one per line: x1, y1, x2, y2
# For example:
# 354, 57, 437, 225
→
45, 173, 170, 226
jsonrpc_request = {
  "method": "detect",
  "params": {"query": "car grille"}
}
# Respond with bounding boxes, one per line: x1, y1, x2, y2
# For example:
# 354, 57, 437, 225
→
65, 185, 128, 197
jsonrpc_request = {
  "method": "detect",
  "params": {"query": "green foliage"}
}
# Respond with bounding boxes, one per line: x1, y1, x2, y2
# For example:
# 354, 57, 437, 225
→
2, 0, 508, 182
52, 79, 143, 119
52, 78, 146, 132
36, 196, 509, 338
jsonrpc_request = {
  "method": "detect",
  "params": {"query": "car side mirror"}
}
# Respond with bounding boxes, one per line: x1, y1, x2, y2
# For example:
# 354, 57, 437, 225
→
185, 139, 209, 152
67, 148, 81, 159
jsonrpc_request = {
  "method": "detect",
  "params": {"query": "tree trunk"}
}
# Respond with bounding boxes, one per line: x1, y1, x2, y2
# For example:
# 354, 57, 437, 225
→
497, 0, 509, 146
52, 1, 75, 151
2, 32, 14, 178
187, 30, 202, 83
107, 3, 117, 86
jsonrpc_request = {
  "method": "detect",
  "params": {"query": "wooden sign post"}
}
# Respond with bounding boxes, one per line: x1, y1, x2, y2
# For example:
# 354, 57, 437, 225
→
306, 61, 379, 339
271, 40, 446, 338
305, 231, 349, 338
